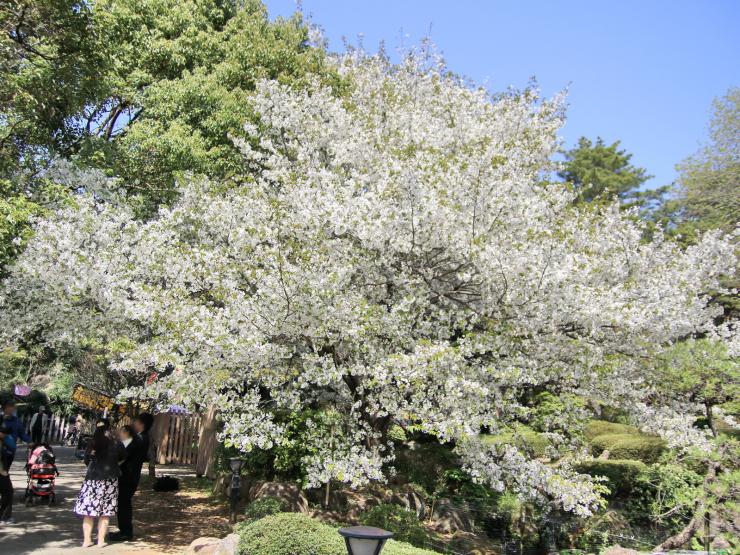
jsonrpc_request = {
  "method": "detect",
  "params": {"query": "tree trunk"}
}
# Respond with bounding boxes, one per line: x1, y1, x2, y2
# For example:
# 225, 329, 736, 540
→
657, 512, 703, 551
324, 480, 331, 509
196, 405, 219, 479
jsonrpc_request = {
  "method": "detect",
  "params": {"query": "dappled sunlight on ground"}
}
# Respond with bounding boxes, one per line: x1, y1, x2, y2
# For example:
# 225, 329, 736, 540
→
0, 446, 230, 554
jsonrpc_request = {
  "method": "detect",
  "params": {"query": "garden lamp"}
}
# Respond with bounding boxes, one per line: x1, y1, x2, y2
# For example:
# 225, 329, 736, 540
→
228, 457, 244, 523
339, 526, 393, 555
229, 457, 244, 474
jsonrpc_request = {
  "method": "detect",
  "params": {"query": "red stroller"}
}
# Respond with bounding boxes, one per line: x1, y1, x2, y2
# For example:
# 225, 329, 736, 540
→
24, 444, 59, 506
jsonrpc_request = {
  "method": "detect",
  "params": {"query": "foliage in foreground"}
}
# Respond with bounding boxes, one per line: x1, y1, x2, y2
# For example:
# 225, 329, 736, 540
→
235, 512, 439, 555
244, 496, 287, 523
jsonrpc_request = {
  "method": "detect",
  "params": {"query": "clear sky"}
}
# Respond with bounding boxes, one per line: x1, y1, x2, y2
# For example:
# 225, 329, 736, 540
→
263, 0, 739, 191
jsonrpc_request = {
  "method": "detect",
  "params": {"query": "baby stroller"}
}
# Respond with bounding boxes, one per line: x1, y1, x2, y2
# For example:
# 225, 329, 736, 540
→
25, 443, 59, 506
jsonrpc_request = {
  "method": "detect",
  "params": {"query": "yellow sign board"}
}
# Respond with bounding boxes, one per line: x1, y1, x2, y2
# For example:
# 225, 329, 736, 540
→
71, 384, 121, 414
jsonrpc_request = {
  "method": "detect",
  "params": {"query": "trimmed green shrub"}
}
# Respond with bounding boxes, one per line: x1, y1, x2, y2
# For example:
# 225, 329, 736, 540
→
584, 420, 638, 440
574, 459, 647, 497
244, 496, 287, 522
482, 424, 550, 458
360, 503, 428, 548
235, 513, 440, 555
589, 433, 666, 463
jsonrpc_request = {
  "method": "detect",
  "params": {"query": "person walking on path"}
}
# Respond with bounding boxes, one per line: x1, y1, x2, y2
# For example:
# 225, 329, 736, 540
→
74, 418, 126, 547
29, 405, 49, 444
2, 399, 31, 471
110, 425, 144, 542
0, 425, 15, 525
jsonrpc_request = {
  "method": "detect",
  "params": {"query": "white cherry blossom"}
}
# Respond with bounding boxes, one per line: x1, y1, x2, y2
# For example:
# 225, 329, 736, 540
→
1, 53, 736, 515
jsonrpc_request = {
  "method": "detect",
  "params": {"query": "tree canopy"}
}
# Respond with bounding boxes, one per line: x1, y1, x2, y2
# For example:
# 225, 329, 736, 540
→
2, 53, 736, 516
662, 88, 739, 243
558, 136, 665, 209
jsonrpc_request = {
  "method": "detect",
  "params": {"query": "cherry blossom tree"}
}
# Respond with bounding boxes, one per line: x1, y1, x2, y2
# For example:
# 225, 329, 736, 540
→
1, 53, 736, 516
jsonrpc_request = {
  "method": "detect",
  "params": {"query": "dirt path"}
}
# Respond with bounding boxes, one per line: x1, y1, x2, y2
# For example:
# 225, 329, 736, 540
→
0, 446, 230, 555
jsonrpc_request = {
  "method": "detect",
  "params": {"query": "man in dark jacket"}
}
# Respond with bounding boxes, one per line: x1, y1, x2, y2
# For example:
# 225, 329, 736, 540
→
110, 413, 153, 541
133, 413, 154, 471
110, 425, 144, 541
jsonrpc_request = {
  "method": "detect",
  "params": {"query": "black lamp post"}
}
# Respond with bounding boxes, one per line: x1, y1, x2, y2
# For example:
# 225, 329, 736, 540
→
228, 457, 244, 523
339, 526, 393, 555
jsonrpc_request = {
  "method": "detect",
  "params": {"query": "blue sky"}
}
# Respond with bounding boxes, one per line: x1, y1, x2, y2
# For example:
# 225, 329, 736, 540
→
264, 0, 739, 191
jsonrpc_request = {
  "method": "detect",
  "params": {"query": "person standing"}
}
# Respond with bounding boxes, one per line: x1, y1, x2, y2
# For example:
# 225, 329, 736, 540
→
133, 413, 154, 471
74, 419, 126, 547
1, 399, 31, 471
109, 414, 152, 541
110, 426, 144, 541
29, 405, 49, 444
0, 425, 15, 526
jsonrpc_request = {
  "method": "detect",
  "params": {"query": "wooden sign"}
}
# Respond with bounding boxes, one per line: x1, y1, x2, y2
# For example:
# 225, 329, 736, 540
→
71, 384, 121, 414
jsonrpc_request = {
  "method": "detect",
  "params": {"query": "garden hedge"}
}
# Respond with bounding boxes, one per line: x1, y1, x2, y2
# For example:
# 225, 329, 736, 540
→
236, 512, 440, 555
589, 433, 666, 463
584, 420, 638, 440
481, 424, 550, 458
574, 459, 647, 497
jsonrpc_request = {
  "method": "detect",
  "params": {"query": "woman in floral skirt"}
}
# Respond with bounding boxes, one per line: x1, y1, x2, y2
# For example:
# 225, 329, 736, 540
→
74, 419, 126, 547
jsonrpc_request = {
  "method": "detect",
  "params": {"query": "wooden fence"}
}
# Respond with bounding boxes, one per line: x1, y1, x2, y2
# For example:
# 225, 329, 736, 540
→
17, 413, 82, 444
150, 413, 202, 465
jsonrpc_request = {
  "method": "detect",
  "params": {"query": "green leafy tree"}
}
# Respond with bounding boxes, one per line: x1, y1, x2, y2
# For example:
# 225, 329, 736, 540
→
83, 0, 341, 208
1, 0, 335, 190
648, 340, 739, 550
656, 89, 739, 317
662, 88, 739, 242
0, 180, 43, 275
0, 0, 338, 272
0, 0, 106, 177
655, 339, 739, 437
559, 137, 665, 209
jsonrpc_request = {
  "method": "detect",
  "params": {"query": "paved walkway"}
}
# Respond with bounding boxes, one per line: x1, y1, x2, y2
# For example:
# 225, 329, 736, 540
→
0, 446, 172, 555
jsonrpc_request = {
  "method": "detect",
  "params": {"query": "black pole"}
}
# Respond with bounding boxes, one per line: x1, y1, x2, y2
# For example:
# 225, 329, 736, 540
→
229, 469, 241, 523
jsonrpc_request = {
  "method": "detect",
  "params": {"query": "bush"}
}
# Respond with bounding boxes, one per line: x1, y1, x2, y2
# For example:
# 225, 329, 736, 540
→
482, 424, 550, 458
244, 496, 287, 522
584, 420, 638, 441
235, 512, 439, 555
574, 459, 647, 497
626, 463, 703, 534
589, 433, 666, 463
360, 503, 429, 548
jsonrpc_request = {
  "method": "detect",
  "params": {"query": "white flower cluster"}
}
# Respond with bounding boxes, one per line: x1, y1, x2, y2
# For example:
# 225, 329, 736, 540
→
1, 53, 736, 514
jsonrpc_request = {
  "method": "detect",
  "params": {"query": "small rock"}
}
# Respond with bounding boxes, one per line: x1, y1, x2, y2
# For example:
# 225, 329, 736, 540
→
215, 533, 240, 555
